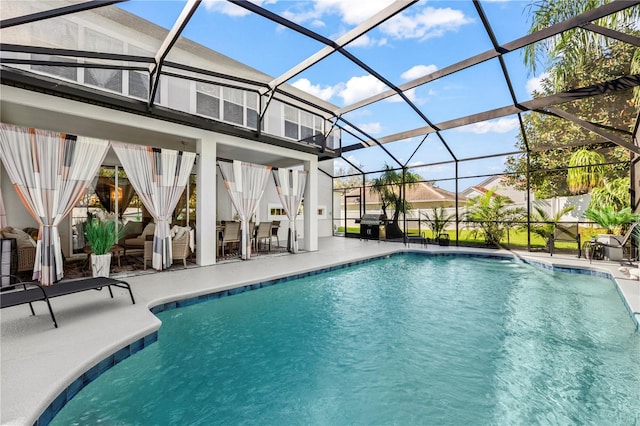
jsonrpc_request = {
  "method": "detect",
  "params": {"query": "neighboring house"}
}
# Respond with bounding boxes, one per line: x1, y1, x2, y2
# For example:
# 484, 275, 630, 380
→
460, 175, 530, 205
344, 182, 466, 217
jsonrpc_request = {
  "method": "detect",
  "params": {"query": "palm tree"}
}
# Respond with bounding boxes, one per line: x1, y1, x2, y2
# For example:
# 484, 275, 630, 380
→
465, 190, 525, 247
529, 205, 576, 250
370, 165, 421, 239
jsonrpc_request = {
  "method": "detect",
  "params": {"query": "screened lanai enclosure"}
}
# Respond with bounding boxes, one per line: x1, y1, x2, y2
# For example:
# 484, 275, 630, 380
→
1, 0, 640, 258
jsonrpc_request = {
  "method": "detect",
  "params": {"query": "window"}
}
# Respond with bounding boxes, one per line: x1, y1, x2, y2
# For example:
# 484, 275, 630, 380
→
84, 29, 123, 93
32, 54, 78, 81
129, 71, 160, 102
196, 83, 220, 119
128, 46, 159, 102
246, 92, 259, 130
284, 105, 299, 139
30, 19, 78, 81
300, 110, 314, 141
223, 87, 244, 125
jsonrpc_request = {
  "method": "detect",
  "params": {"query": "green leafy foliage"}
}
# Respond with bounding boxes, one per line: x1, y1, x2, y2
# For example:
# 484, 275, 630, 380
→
505, 0, 636, 198
370, 165, 421, 238
583, 206, 640, 234
589, 177, 631, 211
421, 207, 455, 237
464, 190, 525, 246
567, 149, 605, 194
84, 217, 124, 255
528, 205, 576, 248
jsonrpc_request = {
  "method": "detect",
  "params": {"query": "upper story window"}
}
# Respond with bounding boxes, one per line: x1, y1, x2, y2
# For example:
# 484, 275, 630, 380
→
284, 105, 299, 139
196, 82, 220, 119
84, 28, 123, 93
246, 92, 259, 130
128, 45, 159, 102
31, 18, 78, 81
223, 87, 244, 125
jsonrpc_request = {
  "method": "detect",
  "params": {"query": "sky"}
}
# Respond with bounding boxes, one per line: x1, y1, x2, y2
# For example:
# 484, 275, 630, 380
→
117, 0, 551, 192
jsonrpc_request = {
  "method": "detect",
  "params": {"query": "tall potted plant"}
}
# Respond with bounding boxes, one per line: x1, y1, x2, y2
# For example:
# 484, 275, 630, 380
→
84, 213, 123, 277
422, 207, 454, 245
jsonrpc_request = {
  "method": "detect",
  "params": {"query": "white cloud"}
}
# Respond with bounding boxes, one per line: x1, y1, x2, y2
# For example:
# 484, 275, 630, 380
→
203, 0, 267, 16
339, 75, 387, 105
291, 78, 342, 102
348, 34, 388, 48
359, 122, 382, 134
457, 118, 519, 134
526, 72, 549, 95
314, 0, 395, 25
401, 64, 438, 81
380, 6, 473, 40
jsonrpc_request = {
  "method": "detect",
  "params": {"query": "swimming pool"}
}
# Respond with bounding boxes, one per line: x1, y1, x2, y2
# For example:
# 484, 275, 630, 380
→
51, 254, 640, 425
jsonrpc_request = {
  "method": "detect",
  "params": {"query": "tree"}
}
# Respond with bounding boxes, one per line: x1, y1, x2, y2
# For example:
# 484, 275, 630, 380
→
589, 177, 630, 211
370, 165, 421, 239
465, 190, 525, 247
505, 0, 637, 198
566, 148, 605, 194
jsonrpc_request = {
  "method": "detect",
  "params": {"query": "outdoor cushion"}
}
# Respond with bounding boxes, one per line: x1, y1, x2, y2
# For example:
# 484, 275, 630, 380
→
1, 227, 36, 249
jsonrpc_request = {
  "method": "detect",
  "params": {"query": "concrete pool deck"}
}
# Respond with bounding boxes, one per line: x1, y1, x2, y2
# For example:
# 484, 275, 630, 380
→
2, 237, 639, 425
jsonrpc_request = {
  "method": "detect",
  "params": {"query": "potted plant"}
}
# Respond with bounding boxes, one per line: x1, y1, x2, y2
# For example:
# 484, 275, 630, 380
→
84, 212, 123, 277
422, 207, 454, 245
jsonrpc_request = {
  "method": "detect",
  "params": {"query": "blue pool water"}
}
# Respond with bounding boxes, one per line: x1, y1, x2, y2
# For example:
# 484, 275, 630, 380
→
51, 255, 640, 425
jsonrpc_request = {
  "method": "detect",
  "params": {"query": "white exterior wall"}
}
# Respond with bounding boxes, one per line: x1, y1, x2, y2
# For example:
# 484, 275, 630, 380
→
1, 86, 327, 264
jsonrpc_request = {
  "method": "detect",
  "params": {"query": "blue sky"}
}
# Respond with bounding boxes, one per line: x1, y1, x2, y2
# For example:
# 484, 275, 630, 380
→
118, 0, 549, 191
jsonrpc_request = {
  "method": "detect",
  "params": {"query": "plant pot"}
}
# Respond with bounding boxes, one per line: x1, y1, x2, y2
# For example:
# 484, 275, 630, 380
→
91, 253, 112, 277
438, 233, 450, 246
596, 234, 623, 261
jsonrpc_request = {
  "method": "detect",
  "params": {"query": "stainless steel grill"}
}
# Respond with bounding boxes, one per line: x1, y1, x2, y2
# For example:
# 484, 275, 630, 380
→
360, 214, 387, 240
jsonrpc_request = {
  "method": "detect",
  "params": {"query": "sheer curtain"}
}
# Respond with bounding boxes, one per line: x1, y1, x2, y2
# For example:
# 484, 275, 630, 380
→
218, 160, 272, 260
0, 189, 7, 228
272, 168, 308, 253
0, 124, 109, 285
112, 143, 196, 270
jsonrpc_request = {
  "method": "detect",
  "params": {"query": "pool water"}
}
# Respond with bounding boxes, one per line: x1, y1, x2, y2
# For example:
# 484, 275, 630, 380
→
51, 255, 640, 425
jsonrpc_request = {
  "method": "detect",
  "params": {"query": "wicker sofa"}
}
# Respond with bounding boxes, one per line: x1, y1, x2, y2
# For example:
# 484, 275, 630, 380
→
0, 226, 37, 273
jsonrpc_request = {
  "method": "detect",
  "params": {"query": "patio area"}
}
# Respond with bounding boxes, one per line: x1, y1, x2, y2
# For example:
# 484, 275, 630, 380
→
2, 237, 639, 425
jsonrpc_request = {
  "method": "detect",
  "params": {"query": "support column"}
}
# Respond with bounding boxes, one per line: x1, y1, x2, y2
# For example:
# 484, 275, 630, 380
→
196, 137, 217, 266
304, 157, 318, 252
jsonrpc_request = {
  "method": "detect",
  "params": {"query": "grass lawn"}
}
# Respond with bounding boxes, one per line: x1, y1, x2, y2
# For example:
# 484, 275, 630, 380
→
336, 225, 607, 251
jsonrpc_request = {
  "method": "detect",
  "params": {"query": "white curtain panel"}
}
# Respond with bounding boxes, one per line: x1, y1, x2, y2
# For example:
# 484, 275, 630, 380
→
218, 160, 272, 260
272, 168, 308, 253
112, 143, 196, 271
0, 124, 109, 285
0, 189, 7, 229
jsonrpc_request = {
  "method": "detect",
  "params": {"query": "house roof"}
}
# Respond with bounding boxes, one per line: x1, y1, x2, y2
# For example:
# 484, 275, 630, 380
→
346, 182, 466, 205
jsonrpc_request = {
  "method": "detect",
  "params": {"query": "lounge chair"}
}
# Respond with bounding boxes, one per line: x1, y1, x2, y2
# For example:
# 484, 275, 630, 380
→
1, 238, 135, 328
549, 223, 581, 258
587, 222, 638, 264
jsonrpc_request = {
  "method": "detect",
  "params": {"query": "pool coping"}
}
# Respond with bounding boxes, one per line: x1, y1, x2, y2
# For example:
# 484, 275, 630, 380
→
34, 248, 639, 425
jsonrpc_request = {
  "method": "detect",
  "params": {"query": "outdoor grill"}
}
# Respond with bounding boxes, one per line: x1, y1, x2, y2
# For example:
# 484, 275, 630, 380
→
360, 214, 387, 240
